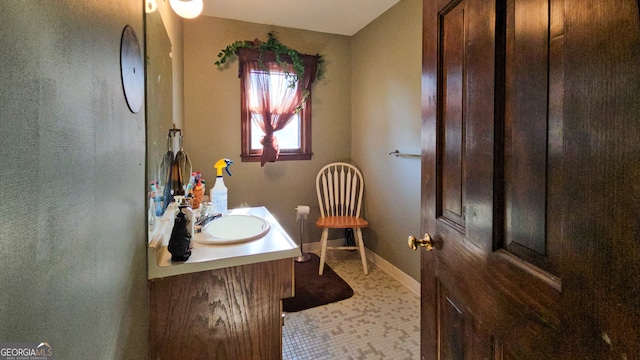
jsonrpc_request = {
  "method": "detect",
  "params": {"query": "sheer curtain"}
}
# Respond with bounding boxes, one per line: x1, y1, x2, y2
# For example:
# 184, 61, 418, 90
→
243, 60, 312, 166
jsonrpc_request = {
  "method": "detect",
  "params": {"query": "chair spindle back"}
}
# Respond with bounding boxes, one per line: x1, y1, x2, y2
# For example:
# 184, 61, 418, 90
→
316, 163, 364, 218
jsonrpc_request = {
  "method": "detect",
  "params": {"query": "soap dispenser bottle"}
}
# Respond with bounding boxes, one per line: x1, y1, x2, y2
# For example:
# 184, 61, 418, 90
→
168, 205, 192, 262
211, 158, 233, 215
174, 196, 194, 237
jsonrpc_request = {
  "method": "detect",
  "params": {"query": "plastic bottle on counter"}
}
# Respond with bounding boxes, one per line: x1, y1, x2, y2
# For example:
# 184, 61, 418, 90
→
148, 198, 156, 227
211, 158, 233, 215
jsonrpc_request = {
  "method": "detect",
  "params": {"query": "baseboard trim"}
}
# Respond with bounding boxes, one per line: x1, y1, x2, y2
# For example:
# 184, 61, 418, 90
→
364, 249, 421, 297
302, 240, 421, 298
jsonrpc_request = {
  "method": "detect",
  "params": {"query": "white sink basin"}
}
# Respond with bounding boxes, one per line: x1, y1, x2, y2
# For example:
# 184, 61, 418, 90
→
195, 214, 271, 245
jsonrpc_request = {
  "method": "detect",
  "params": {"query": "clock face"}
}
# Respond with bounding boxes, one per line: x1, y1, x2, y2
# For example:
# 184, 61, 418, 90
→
120, 25, 144, 113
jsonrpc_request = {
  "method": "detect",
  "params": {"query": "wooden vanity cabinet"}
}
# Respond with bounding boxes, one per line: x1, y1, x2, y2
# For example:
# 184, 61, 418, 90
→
149, 258, 294, 360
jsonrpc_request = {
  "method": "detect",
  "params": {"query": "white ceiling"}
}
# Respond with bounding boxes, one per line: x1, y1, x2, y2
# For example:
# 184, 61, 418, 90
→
201, 0, 402, 36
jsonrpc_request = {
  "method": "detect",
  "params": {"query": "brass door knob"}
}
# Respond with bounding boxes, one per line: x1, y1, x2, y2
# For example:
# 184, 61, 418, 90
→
408, 233, 434, 251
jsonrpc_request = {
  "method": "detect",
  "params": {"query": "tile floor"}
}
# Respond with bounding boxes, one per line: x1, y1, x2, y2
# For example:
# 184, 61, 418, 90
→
282, 251, 421, 360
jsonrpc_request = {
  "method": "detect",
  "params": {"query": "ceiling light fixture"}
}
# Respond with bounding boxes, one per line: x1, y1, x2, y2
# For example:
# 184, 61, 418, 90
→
169, 0, 203, 19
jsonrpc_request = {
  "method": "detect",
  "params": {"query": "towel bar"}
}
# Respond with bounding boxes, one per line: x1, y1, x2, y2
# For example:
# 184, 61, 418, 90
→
388, 150, 420, 158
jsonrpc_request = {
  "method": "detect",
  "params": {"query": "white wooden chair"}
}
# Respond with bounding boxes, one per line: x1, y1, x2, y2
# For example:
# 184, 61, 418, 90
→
315, 162, 369, 275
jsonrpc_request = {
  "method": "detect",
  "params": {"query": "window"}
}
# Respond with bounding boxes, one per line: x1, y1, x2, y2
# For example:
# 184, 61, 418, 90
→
238, 48, 318, 166
248, 71, 302, 150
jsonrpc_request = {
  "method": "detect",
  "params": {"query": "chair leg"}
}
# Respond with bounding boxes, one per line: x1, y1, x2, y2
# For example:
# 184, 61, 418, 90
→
319, 228, 329, 275
355, 228, 368, 275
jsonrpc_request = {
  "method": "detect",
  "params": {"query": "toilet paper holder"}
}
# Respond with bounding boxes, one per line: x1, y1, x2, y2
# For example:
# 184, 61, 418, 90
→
295, 205, 311, 262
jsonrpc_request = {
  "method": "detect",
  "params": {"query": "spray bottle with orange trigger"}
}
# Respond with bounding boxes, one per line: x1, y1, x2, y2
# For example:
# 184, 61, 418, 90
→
211, 158, 233, 215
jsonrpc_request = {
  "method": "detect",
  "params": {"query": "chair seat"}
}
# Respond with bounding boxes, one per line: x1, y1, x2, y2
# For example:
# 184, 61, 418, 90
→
316, 216, 368, 229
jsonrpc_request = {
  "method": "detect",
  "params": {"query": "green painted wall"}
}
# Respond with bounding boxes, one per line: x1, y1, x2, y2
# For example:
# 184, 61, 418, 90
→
181, 1, 422, 281
351, 0, 423, 281
0, 1, 148, 358
182, 17, 352, 244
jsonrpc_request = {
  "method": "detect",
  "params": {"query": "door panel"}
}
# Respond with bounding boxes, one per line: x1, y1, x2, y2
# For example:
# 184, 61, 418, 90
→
440, 288, 465, 359
503, 0, 549, 264
437, 277, 495, 360
423, 0, 640, 358
439, 0, 466, 229
422, 0, 562, 358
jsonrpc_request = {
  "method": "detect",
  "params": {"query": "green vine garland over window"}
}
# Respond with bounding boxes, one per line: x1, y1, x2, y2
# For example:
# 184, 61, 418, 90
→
215, 32, 325, 87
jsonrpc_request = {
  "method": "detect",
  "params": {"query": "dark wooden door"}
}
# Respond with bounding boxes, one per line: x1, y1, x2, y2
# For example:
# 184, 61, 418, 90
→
420, 0, 640, 358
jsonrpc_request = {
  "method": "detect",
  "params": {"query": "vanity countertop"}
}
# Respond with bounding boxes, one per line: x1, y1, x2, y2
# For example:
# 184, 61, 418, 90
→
147, 206, 301, 279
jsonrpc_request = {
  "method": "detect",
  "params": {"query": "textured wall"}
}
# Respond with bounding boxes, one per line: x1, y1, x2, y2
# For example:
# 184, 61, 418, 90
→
0, 1, 148, 359
351, 0, 423, 281
182, 17, 352, 244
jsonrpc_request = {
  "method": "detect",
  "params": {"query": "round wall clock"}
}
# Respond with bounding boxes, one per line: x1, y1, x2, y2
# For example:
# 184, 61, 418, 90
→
120, 25, 144, 113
